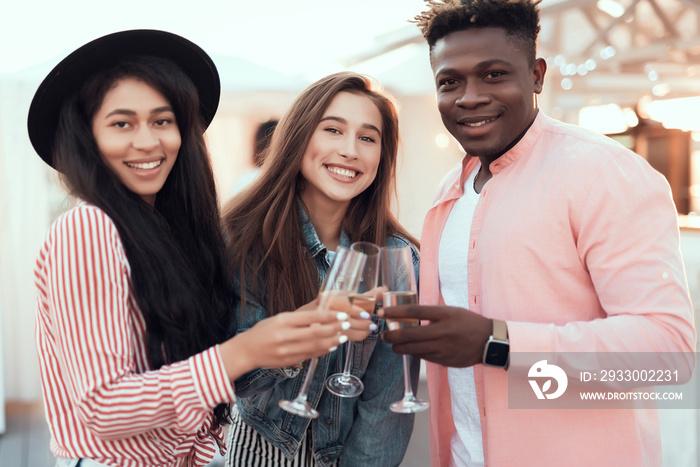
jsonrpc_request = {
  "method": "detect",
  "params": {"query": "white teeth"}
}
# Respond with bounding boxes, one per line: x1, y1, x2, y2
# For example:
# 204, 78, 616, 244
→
326, 166, 357, 178
126, 160, 162, 170
464, 117, 497, 127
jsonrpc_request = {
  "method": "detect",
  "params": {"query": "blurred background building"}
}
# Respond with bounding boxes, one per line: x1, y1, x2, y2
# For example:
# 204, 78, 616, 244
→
1, 0, 699, 464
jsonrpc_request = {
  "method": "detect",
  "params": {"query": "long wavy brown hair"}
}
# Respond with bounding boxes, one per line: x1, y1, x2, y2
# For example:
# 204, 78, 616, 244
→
222, 71, 418, 317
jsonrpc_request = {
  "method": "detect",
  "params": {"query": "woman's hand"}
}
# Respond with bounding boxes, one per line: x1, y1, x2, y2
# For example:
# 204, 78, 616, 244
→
344, 287, 385, 341
303, 295, 376, 342
219, 309, 354, 382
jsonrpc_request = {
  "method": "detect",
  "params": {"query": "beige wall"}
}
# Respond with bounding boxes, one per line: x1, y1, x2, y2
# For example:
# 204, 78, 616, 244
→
207, 90, 298, 204
393, 94, 464, 239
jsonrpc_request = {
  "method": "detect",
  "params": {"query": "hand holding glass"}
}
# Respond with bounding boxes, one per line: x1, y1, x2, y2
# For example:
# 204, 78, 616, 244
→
326, 242, 380, 397
381, 245, 430, 414
278, 246, 366, 418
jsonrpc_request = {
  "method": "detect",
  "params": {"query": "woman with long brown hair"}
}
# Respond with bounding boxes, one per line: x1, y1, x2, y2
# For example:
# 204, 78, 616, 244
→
222, 72, 420, 466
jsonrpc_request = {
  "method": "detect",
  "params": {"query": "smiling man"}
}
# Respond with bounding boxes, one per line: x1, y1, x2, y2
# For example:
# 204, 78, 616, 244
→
380, 1, 696, 466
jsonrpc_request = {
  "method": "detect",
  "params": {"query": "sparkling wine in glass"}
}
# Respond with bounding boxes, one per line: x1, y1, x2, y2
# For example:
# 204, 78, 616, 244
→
278, 246, 366, 418
326, 242, 380, 398
381, 245, 430, 414
384, 291, 420, 330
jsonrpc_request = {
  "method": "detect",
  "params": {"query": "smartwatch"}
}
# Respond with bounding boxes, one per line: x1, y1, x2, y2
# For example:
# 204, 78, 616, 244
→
482, 319, 509, 368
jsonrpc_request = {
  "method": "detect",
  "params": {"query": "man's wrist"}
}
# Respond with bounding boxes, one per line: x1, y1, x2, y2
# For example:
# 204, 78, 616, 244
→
482, 319, 510, 368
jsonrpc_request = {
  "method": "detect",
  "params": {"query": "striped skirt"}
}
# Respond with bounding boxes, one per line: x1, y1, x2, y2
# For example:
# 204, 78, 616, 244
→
225, 407, 339, 467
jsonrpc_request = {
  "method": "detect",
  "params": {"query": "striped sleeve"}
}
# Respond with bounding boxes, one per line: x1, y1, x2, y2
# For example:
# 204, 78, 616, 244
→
189, 346, 236, 409
44, 205, 234, 441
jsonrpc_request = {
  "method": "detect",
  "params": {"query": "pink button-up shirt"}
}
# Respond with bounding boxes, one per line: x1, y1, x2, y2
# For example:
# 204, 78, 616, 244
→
420, 112, 696, 466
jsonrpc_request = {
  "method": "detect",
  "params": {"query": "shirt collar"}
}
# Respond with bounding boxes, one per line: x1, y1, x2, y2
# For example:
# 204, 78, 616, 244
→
485, 109, 546, 176
297, 199, 351, 258
433, 111, 546, 208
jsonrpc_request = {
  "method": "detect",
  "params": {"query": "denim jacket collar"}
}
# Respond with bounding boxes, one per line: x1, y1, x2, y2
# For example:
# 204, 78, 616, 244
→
298, 199, 351, 261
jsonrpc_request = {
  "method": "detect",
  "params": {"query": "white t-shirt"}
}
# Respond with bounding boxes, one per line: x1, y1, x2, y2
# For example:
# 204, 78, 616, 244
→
438, 163, 484, 467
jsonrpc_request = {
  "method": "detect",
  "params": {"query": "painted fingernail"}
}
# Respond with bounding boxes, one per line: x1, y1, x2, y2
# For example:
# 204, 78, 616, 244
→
329, 346, 338, 352
336, 312, 349, 321
341, 321, 351, 330
360, 311, 370, 319
369, 323, 378, 332
338, 335, 349, 344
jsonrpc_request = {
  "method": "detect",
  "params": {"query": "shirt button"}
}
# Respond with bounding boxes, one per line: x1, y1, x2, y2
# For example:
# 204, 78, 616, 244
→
325, 418, 333, 425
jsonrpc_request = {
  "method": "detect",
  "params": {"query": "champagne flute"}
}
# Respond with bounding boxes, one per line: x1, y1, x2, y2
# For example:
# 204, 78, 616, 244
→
326, 242, 381, 397
381, 244, 430, 414
278, 246, 366, 418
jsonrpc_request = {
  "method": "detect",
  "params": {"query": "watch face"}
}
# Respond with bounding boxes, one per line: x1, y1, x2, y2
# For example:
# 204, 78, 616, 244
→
484, 341, 509, 367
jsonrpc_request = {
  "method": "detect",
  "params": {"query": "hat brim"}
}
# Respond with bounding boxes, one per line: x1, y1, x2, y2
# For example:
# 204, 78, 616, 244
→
27, 29, 221, 168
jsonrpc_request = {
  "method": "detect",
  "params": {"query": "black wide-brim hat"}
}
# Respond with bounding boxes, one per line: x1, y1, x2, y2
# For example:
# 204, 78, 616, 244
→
27, 29, 221, 168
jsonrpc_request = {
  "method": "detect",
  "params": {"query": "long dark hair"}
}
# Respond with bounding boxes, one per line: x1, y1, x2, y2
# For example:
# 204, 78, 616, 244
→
53, 56, 234, 426
222, 71, 418, 318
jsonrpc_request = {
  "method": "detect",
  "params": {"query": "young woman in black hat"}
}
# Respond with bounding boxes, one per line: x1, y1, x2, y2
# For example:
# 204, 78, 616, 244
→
28, 29, 370, 467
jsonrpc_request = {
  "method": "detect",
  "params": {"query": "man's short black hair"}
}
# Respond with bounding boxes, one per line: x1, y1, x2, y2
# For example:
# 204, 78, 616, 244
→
413, 0, 542, 64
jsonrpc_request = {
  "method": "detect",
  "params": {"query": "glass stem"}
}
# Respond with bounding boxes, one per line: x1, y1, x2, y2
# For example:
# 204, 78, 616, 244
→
402, 355, 414, 399
296, 357, 318, 402
341, 342, 354, 377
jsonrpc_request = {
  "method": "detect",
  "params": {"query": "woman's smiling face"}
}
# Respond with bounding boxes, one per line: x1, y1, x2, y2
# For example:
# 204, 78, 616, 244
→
299, 91, 383, 210
92, 77, 181, 205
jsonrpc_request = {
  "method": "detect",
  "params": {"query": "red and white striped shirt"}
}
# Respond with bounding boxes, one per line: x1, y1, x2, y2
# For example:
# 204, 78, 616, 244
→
34, 202, 236, 467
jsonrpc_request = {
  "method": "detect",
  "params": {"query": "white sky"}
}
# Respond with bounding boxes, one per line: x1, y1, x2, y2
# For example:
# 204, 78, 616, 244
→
1, 0, 428, 77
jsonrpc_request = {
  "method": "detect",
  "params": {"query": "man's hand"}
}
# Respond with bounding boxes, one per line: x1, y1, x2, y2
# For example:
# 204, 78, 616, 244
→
379, 305, 492, 368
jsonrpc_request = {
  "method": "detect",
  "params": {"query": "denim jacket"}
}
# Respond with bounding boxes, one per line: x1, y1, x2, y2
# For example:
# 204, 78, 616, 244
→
230, 203, 420, 467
